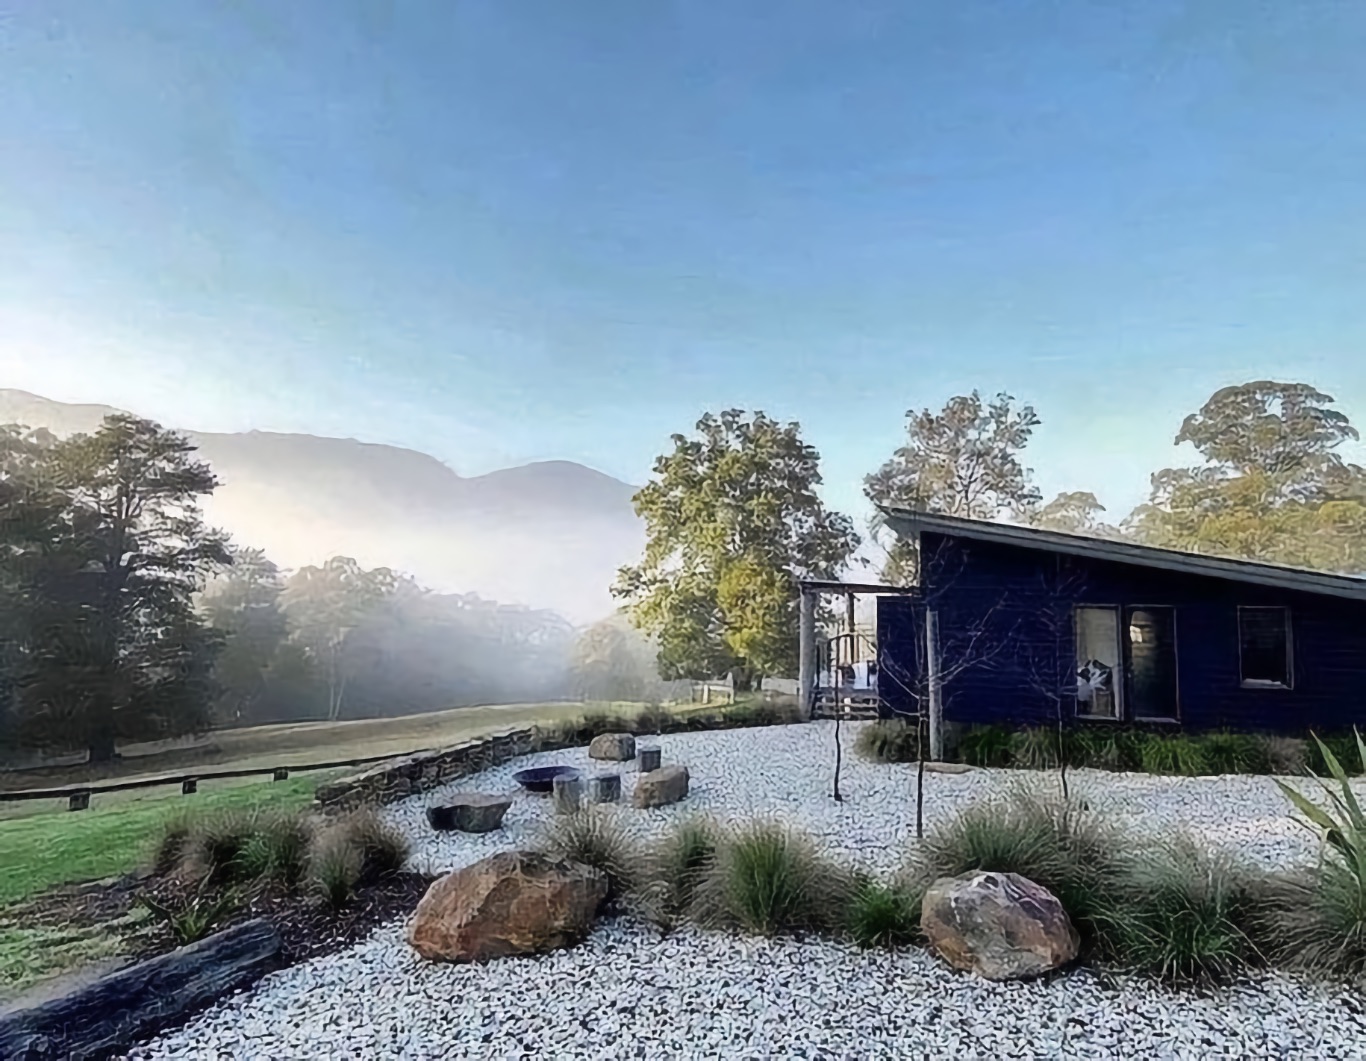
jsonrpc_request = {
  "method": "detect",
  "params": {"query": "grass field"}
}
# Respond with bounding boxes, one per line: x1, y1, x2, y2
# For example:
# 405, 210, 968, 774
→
0, 700, 654, 814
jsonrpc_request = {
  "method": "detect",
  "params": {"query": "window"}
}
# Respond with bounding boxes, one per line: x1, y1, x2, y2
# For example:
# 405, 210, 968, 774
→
1125, 607, 1179, 721
1075, 606, 1121, 719
1239, 607, 1292, 688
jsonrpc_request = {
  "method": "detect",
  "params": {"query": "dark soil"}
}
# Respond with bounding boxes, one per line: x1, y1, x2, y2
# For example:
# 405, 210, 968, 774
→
129, 870, 437, 968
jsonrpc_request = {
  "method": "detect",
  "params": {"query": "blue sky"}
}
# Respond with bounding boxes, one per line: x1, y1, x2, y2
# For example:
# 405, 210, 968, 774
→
2, 0, 1365, 528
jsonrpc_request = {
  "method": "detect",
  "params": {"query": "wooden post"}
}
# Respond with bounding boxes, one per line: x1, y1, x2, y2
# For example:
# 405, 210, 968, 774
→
181, 778, 197, 795
68, 790, 91, 812
927, 608, 943, 761
798, 588, 816, 719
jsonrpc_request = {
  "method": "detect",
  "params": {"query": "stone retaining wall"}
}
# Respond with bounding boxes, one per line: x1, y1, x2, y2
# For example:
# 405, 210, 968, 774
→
314, 726, 550, 811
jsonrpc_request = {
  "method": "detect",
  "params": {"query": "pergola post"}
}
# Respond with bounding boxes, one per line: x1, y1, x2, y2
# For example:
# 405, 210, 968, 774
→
926, 607, 943, 760
798, 588, 817, 719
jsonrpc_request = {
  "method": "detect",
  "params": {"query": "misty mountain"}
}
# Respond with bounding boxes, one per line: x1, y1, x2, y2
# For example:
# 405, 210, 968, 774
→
0, 389, 644, 622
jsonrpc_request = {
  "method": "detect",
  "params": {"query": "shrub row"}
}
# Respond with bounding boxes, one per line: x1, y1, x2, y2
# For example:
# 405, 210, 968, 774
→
542, 733, 1366, 987
146, 807, 411, 944
539, 696, 805, 749
856, 719, 1361, 777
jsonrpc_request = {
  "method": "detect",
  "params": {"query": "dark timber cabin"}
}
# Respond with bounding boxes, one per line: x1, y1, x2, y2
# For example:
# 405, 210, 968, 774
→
874, 509, 1366, 736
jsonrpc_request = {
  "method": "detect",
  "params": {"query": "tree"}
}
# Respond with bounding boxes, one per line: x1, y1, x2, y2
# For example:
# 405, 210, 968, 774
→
613, 410, 859, 690
569, 611, 669, 703
1128, 381, 1366, 572
200, 545, 290, 726
865, 392, 1042, 583
14, 415, 229, 761
279, 556, 401, 721
1023, 490, 1117, 537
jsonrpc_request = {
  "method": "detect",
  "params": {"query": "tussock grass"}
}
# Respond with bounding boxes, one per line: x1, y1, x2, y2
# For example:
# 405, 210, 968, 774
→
854, 720, 919, 764
537, 808, 642, 901
846, 877, 919, 949
639, 816, 721, 925
694, 820, 855, 936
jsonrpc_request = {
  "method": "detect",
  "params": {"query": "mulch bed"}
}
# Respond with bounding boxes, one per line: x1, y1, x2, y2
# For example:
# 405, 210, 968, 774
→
128, 871, 438, 968
9, 867, 438, 995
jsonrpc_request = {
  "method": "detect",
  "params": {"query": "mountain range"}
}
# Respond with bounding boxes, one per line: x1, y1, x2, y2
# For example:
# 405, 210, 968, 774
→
0, 389, 644, 623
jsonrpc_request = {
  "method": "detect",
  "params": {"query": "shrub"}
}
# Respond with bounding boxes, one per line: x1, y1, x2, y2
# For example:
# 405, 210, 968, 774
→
1271, 861, 1366, 980
181, 811, 263, 886
1010, 727, 1063, 771
957, 725, 1014, 768
325, 808, 410, 887
1138, 734, 1208, 777
905, 783, 1127, 947
1065, 728, 1143, 772
846, 877, 919, 949
139, 878, 242, 946
641, 817, 721, 924
1200, 732, 1272, 776
633, 704, 673, 735
697, 820, 854, 936
1308, 733, 1364, 778
1272, 731, 1366, 977
309, 835, 364, 908
152, 815, 196, 877
855, 720, 920, 764
236, 812, 313, 888
539, 808, 641, 901
1102, 836, 1265, 986
1264, 736, 1308, 776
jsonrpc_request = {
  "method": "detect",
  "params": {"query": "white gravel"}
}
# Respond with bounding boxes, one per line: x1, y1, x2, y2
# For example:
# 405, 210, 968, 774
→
126, 722, 1366, 1060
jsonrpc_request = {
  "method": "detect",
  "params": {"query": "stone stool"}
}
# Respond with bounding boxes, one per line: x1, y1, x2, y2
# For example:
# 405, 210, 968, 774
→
591, 773, 622, 804
638, 746, 662, 772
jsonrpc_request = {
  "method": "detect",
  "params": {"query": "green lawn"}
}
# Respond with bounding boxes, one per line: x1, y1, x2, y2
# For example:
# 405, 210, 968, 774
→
0, 773, 330, 908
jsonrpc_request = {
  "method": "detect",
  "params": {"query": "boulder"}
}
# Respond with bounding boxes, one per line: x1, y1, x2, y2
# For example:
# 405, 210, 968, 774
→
407, 852, 608, 962
426, 794, 513, 833
589, 732, 637, 762
920, 871, 1079, 981
632, 764, 689, 808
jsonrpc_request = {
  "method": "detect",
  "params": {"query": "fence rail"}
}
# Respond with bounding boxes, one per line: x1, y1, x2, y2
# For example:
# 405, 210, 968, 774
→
0, 747, 434, 810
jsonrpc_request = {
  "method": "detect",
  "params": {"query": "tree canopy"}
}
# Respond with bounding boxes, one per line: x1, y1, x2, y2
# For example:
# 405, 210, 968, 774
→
1127, 381, 1366, 572
613, 409, 858, 688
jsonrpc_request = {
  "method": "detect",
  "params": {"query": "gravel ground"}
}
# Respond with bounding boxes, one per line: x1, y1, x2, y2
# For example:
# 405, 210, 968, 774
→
126, 722, 1366, 1060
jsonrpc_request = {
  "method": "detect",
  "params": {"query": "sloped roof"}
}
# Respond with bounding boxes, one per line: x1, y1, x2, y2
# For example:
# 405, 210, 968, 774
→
879, 508, 1366, 603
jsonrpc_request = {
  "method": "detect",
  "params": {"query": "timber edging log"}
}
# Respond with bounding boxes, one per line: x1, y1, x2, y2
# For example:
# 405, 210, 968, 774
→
0, 918, 280, 1061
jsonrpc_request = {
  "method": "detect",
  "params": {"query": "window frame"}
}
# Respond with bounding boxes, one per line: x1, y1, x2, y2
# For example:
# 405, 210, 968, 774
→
1073, 604, 1124, 722
1237, 605, 1294, 690
1124, 604, 1181, 724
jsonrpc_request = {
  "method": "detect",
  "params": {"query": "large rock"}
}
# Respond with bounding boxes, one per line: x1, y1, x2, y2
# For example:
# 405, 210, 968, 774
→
426, 793, 513, 833
407, 852, 608, 962
589, 732, 637, 761
921, 871, 1079, 981
632, 764, 689, 808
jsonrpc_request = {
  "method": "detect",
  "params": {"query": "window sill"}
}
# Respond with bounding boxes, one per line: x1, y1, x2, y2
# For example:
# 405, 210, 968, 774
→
1132, 716, 1180, 725
1075, 714, 1122, 723
1240, 679, 1292, 690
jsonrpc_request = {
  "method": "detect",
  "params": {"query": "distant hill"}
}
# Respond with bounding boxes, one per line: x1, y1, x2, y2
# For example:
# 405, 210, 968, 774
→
0, 389, 644, 622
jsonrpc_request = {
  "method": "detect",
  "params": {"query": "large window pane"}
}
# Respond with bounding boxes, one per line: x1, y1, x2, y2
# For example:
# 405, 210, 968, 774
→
1075, 606, 1120, 719
1239, 607, 1291, 687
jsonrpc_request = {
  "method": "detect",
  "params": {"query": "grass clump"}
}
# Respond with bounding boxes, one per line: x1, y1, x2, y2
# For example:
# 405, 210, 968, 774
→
958, 725, 1014, 768
1102, 836, 1265, 985
1263, 736, 1308, 776
854, 720, 920, 764
1009, 727, 1063, 771
846, 877, 919, 949
905, 783, 1126, 947
236, 812, 313, 888
1200, 732, 1272, 776
318, 809, 410, 888
1137, 735, 1208, 778
696, 820, 854, 936
538, 808, 641, 901
308, 835, 365, 908
641, 817, 721, 924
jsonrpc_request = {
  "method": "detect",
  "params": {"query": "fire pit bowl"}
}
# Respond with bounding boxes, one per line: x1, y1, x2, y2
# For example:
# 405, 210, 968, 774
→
513, 765, 582, 795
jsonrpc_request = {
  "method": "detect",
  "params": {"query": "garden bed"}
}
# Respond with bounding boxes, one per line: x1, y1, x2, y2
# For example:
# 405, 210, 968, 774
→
120, 721, 1366, 1058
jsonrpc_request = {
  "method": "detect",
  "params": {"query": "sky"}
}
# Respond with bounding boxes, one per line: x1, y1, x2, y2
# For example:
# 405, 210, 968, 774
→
3, 0, 1366, 528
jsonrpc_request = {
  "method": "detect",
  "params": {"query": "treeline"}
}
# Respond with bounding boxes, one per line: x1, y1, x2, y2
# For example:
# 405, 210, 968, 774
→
0, 415, 591, 763
612, 380, 1366, 691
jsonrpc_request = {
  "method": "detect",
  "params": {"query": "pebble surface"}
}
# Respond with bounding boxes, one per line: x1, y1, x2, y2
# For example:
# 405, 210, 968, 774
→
125, 722, 1366, 1060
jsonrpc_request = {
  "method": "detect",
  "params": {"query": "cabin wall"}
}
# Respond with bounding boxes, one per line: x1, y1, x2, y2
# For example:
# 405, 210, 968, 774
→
904, 531, 1366, 735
